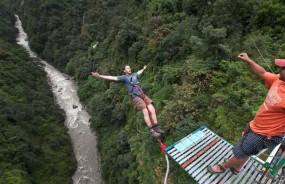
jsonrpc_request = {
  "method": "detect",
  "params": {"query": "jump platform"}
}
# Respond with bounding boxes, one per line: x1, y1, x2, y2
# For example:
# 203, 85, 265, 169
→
165, 126, 283, 184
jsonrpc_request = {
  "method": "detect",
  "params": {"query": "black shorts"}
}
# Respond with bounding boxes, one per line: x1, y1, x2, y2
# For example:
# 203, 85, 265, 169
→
232, 130, 282, 159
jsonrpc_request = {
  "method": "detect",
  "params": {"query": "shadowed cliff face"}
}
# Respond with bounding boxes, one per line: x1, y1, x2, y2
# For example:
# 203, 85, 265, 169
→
15, 15, 103, 184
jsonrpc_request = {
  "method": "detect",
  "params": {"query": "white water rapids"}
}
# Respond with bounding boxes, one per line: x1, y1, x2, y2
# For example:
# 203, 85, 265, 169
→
14, 15, 102, 184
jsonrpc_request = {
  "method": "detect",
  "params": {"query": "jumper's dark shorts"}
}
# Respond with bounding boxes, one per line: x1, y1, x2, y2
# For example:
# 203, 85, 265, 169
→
232, 130, 282, 159
132, 95, 152, 110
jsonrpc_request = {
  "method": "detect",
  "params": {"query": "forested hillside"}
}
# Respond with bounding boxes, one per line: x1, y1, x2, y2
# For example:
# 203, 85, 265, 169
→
0, 1, 76, 183
12, 0, 285, 183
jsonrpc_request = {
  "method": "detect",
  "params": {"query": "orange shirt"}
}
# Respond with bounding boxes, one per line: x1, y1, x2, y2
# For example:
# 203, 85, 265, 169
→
250, 72, 285, 137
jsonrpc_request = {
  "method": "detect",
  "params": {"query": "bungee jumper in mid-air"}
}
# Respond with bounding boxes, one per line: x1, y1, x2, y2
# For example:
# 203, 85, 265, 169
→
208, 53, 285, 175
91, 64, 164, 138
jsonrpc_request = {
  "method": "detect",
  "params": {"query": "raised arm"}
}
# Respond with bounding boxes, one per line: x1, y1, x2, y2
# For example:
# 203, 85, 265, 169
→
91, 72, 118, 81
137, 65, 147, 75
238, 53, 267, 80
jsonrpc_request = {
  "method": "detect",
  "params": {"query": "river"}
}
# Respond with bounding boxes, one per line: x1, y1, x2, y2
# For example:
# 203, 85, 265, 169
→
14, 15, 103, 184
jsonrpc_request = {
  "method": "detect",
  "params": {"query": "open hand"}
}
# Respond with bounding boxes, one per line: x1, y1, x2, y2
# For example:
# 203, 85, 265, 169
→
91, 72, 100, 78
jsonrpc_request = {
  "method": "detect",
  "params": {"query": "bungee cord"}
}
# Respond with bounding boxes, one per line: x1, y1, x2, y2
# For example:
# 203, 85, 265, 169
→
164, 154, 169, 184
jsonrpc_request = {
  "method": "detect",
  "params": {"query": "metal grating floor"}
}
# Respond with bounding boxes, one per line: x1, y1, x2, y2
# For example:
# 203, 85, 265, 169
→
165, 126, 282, 184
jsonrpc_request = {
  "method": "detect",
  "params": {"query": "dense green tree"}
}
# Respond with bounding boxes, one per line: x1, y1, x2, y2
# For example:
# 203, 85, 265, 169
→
0, 2, 76, 183
13, 0, 285, 183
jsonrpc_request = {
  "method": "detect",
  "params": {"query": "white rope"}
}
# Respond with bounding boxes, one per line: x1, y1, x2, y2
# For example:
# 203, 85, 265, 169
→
253, 42, 274, 73
164, 154, 170, 184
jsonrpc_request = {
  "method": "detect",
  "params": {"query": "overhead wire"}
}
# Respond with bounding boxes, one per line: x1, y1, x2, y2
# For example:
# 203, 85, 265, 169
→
253, 42, 274, 73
